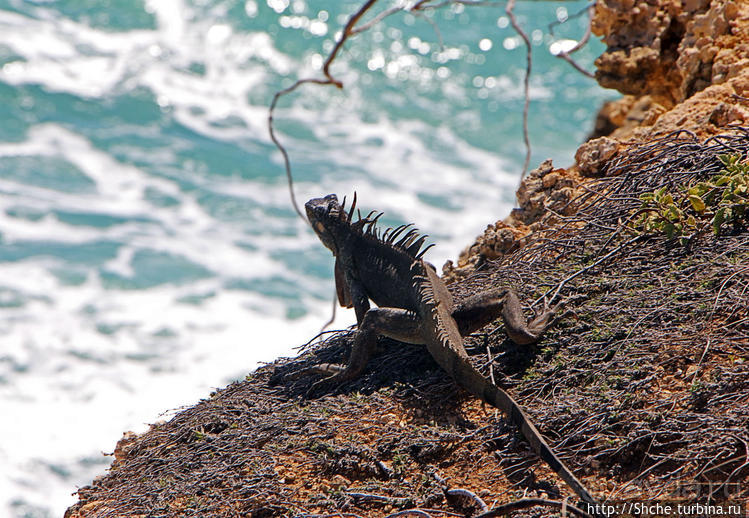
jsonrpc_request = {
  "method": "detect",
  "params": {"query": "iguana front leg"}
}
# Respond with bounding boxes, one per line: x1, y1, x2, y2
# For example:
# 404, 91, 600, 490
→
346, 273, 371, 325
308, 307, 424, 395
452, 289, 563, 345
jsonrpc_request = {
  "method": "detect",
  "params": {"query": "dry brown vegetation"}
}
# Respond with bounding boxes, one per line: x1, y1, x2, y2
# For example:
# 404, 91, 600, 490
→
66, 129, 749, 517
66, 1, 749, 516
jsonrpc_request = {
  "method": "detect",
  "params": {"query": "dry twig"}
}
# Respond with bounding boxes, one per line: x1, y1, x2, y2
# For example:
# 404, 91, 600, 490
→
268, 0, 380, 221
505, 0, 532, 180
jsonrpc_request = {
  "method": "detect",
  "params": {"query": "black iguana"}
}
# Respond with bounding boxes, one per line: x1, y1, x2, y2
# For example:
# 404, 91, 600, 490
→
305, 193, 599, 510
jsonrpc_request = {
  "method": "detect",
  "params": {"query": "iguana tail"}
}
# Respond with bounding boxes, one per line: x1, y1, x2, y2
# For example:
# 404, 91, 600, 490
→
415, 262, 600, 512
453, 359, 599, 509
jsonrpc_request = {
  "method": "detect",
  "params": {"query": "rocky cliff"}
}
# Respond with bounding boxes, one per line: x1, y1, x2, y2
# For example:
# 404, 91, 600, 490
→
66, 2, 749, 517
445, 0, 749, 279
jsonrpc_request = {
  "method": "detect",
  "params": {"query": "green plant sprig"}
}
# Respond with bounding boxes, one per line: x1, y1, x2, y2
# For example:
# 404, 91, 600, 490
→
629, 153, 749, 244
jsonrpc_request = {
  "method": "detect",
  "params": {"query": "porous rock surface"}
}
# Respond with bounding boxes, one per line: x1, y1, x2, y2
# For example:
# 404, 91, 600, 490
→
444, 0, 749, 281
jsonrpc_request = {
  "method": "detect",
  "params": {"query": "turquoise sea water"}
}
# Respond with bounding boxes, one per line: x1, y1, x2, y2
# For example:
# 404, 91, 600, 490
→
0, 1, 615, 516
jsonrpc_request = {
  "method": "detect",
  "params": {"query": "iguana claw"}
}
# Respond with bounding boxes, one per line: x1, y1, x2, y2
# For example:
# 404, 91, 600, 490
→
305, 364, 346, 398
306, 377, 332, 399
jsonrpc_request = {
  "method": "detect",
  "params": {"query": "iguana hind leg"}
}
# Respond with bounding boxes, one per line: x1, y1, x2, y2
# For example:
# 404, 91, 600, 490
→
452, 288, 563, 345
452, 288, 507, 336
308, 308, 424, 396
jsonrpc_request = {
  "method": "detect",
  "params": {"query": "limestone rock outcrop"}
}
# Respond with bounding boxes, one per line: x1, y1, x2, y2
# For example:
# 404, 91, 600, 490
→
444, 0, 749, 281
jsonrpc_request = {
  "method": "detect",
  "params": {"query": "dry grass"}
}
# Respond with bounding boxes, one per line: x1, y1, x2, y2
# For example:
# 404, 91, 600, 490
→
67, 129, 749, 518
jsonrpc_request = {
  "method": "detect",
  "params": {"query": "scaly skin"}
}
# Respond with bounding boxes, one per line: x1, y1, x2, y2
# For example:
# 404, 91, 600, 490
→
414, 260, 599, 510
305, 194, 601, 511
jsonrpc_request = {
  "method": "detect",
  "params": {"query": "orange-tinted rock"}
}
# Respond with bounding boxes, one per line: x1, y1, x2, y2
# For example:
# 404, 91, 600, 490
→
445, 0, 749, 281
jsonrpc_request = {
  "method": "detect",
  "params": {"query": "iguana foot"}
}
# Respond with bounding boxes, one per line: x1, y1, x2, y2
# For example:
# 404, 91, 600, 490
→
306, 307, 426, 398
305, 326, 377, 398
502, 290, 566, 345
525, 298, 563, 335
306, 363, 355, 398
306, 373, 340, 398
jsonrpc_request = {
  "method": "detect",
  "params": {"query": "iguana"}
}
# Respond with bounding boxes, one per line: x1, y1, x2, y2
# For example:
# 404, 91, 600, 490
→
305, 193, 600, 510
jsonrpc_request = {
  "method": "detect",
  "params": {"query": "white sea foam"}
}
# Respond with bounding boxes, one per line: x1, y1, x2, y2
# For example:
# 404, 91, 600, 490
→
0, 257, 336, 516
0, 124, 299, 277
0, 123, 334, 516
0, 4, 285, 139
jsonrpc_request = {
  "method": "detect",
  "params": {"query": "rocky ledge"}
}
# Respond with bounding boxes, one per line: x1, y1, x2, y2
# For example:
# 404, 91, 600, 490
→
67, 1, 749, 517
444, 0, 749, 279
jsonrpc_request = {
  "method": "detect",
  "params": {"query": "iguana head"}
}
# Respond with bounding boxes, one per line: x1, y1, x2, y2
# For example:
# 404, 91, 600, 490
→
305, 194, 348, 254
